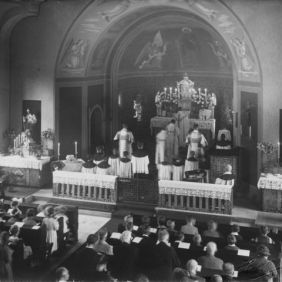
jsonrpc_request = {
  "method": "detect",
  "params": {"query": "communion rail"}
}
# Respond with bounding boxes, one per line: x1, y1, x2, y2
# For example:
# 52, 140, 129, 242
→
158, 180, 233, 214
53, 171, 117, 203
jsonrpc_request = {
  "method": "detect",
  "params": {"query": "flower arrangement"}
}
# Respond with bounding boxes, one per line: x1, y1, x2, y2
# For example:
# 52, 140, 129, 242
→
257, 142, 276, 155
41, 129, 55, 140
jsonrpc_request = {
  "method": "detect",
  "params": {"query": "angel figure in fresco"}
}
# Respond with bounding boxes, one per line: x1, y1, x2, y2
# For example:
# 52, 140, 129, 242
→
231, 37, 255, 72
135, 31, 167, 70
61, 39, 88, 69
208, 41, 230, 68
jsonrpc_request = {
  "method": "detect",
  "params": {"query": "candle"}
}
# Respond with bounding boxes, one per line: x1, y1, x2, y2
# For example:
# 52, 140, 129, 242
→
164, 87, 167, 93
205, 88, 207, 94
58, 142, 60, 158
14, 139, 16, 150
75, 141, 78, 155
278, 142, 280, 164
198, 88, 201, 93
169, 87, 172, 93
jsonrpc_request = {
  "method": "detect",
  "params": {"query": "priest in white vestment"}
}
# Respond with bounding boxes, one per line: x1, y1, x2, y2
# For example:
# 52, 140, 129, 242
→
186, 124, 207, 160
155, 129, 167, 166
114, 124, 134, 158
165, 119, 180, 163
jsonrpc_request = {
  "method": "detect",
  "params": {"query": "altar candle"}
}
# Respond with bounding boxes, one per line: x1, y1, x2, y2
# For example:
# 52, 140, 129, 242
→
169, 87, 172, 94
164, 87, 167, 93
205, 88, 207, 95
198, 88, 200, 93
278, 142, 280, 163
14, 139, 16, 150
75, 141, 78, 155
58, 142, 60, 157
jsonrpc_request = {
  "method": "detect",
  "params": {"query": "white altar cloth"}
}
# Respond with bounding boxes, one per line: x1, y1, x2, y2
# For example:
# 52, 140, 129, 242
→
257, 173, 282, 190
53, 171, 117, 189
0, 155, 50, 171
159, 180, 232, 200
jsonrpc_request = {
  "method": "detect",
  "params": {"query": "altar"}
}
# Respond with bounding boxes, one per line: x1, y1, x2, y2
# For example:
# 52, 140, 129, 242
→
258, 173, 282, 212
0, 155, 51, 188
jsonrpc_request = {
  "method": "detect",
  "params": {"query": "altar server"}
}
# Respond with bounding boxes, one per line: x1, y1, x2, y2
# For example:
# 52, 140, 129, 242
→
215, 164, 234, 186
119, 151, 132, 178
96, 160, 111, 175
165, 119, 180, 163
108, 147, 120, 176
155, 128, 167, 166
114, 124, 134, 158
93, 146, 106, 166
186, 123, 207, 160
132, 142, 149, 175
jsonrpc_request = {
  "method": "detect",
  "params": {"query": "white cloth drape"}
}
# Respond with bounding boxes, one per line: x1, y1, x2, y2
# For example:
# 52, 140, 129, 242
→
172, 165, 184, 181
158, 164, 172, 180
131, 156, 149, 174
0, 156, 50, 170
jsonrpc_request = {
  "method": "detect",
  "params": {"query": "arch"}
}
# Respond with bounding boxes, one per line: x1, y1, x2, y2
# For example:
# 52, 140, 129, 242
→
55, 0, 262, 149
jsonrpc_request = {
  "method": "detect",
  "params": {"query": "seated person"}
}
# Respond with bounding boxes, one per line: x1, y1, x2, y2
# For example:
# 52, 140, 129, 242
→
255, 226, 274, 245
93, 145, 106, 165
173, 232, 185, 245
55, 267, 70, 282
23, 208, 37, 226
222, 263, 236, 282
7, 200, 22, 217
203, 220, 221, 238
157, 215, 167, 232
192, 234, 203, 248
198, 242, 223, 270
93, 228, 113, 256
7, 210, 21, 224
119, 151, 132, 178
215, 165, 235, 186
167, 220, 177, 242
185, 259, 206, 282
216, 134, 232, 150
240, 245, 277, 281
137, 215, 151, 236
96, 160, 111, 175
224, 234, 239, 251
171, 267, 189, 282
118, 214, 133, 233
36, 203, 47, 217
108, 147, 120, 176
76, 234, 105, 280
185, 151, 199, 172
230, 224, 243, 242
112, 231, 139, 281
211, 274, 223, 282
189, 234, 205, 260
181, 217, 198, 236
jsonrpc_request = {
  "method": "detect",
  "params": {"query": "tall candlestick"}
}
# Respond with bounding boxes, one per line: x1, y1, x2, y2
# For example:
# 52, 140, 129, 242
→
14, 140, 16, 150
278, 142, 280, 165
58, 142, 60, 159
169, 87, 172, 94
75, 141, 78, 156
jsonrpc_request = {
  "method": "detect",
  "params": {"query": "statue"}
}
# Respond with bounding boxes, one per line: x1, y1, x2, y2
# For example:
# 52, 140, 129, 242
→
155, 91, 162, 116
177, 73, 196, 111
133, 94, 143, 122
208, 93, 217, 118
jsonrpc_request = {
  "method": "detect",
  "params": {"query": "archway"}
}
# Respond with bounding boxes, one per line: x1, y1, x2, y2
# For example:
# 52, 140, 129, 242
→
55, 0, 262, 188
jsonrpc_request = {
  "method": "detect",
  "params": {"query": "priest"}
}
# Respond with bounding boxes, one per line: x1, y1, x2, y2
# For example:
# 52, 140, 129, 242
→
155, 128, 167, 166
114, 124, 134, 158
186, 123, 207, 160
165, 119, 180, 163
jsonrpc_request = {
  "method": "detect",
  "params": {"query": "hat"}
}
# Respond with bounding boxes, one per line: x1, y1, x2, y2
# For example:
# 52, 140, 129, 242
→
257, 245, 271, 256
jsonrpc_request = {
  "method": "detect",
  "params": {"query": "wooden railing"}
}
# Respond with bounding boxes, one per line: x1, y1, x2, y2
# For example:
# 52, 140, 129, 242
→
53, 171, 117, 203
158, 180, 233, 214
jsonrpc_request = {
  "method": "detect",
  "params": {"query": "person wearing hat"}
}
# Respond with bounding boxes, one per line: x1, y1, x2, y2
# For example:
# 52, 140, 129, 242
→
222, 262, 236, 282
240, 245, 277, 281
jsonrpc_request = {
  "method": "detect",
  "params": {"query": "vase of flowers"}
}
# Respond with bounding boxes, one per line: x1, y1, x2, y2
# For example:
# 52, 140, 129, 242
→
257, 142, 278, 173
41, 129, 54, 156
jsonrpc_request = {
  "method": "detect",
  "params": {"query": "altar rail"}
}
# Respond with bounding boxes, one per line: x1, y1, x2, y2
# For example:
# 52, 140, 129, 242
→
158, 180, 233, 214
53, 171, 117, 203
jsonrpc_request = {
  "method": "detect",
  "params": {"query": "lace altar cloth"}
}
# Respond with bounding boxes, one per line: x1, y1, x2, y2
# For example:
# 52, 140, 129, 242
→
0, 155, 50, 171
53, 171, 117, 189
159, 180, 232, 200
257, 173, 282, 190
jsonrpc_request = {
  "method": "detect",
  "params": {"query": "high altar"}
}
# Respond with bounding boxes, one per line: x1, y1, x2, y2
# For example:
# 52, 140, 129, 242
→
151, 74, 216, 146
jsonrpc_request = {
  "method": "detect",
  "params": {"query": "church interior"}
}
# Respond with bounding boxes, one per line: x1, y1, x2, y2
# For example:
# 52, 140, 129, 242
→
0, 0, 282, 281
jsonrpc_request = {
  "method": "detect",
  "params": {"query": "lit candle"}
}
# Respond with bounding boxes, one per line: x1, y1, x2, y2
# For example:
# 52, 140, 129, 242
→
198, 88, 201, 93
205, 88, 207, 94
75, 141, 78, 155
169, 87, 172, 94
14, 139, 16, 150
278, 142, 280, 164
164, 87, 167, 93
58, 142, 60, 158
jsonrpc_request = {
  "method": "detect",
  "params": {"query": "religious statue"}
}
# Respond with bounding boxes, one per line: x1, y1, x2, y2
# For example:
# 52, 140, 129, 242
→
177, 73, 197, 111
155, 91, 162, 116
23, 109, 37, 131
133, 95, 143, 122
208, 93, 217, 119
186, 124, 208, 160
114, 124, 134, 158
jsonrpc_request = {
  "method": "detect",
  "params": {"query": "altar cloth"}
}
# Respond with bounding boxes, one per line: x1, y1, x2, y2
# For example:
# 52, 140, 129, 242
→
0, 155, 50, 171
257, 173, 282, 190
159, 180, 232, 200
53, 171, 117, 189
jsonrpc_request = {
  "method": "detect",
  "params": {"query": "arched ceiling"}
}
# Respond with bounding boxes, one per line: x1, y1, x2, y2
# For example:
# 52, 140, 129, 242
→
56, 0, 261, 83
